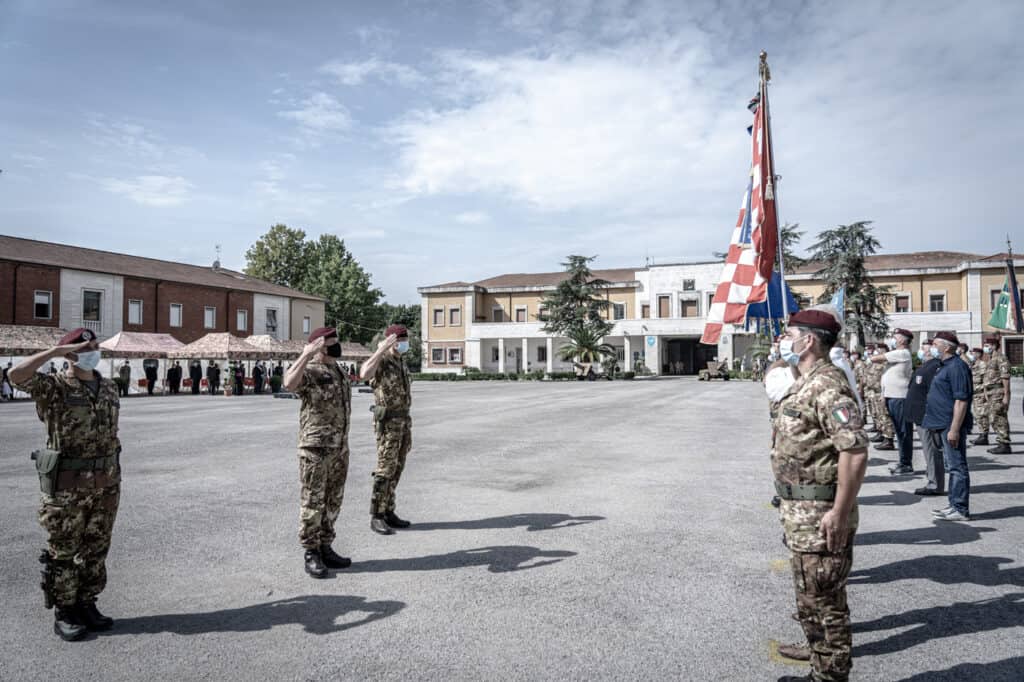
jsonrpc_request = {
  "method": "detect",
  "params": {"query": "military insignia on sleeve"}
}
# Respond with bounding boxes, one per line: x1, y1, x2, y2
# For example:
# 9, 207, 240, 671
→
832, 407, 851, 424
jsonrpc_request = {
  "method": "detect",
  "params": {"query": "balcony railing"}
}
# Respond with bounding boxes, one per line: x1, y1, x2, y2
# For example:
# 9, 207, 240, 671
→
82, 319, 102, 335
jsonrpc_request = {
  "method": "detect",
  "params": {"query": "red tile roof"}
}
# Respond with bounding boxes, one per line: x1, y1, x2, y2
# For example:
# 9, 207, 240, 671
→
789, 251, 983, 275
471, 268, 641, 289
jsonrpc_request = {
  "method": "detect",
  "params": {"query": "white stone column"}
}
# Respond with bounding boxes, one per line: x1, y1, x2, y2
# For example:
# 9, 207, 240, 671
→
546, 337, 554, 374
645, 335, 660, 375
498, 338, 505, 373
624, 336, 632, 371
522, 338, 529, 374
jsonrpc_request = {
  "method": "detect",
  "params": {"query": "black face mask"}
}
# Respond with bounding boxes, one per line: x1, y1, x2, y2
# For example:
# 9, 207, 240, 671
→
326, 342, 342, 358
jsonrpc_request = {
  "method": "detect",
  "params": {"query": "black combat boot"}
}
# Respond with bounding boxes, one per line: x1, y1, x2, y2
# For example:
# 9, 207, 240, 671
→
370, 476, 394, 535
971, 434, 989, 446
385, 511, 411, 528
776, 676, 814, 682
988, 443, 1012, 454
304, 549, 328, 579
875, 439, 895, 451
320, 545, 352, 569
54, 607, 88, 641
869, 432, 884, 443
77, 600, 113, 631
370, 515, 394, 535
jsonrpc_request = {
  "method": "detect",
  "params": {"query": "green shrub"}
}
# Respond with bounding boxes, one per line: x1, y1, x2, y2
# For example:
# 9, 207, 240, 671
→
622, 372, 635, 380
1011, 365, 1023, 377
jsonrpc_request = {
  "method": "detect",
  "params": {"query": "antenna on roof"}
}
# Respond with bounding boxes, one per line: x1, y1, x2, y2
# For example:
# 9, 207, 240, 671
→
213, 244, 222, 271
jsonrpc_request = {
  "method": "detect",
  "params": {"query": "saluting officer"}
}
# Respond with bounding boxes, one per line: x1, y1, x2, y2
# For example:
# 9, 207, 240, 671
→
360, 324, 414, 535
9, 328, 123, 641
772, 308, 868, 682
283, 327, 352, 578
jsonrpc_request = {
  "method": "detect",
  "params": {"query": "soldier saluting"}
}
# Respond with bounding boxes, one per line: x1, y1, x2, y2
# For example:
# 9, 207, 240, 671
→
283, 327, 352, 579
9, 328, 122, 641
360, 324, 414, 535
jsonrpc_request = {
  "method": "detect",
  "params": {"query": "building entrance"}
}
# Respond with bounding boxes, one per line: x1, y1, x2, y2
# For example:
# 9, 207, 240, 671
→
663, 338, 717, 375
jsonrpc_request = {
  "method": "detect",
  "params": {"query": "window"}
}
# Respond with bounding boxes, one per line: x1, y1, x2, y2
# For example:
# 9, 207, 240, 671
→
612, 303, 626, 320
929, 294, 946, 313
894, 295, 910, 313
432, 347, 446, 364
492, 307, 505, 323
657, 295, 670, 318
491, 347, 500, 362
204, 306, 216, 329
1007, 338, 1023, 366
237, 309, 248, 332
302, 316, 311, 334
616, 347, 625, 362
680, 299, 698, 318
448, 347, 463, 364
641, 304, 650, 319
128, 299, 143, 325
537, 345, 547, 363
537, 306, 548, 321
33, 291, 52, 319
170, 303, 183, 328
515, 307, 527, 323
265, 308, 278, 335
682, 279, 696, 291
83, 290, 102, 321
449, 307, 462, 326
433, 307, 445, 326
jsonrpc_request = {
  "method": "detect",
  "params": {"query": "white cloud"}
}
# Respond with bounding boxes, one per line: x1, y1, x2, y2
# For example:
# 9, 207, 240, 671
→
100, 175, 192, 206
454, 211, 490, 224
12, 152, 47, 169
278, 92, 352, 134
84, 115, 202, 167
319, 58, 424, 87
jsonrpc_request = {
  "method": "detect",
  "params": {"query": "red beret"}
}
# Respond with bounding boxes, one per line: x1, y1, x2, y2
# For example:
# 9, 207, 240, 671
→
308, 327, 338, 342
984, 334, 999, 343
972, 347, 983, 354
59, 328, 96, 345
385, 324, 409, 338
789, 309, 841, 334
894, 328, 913, 340
933, 331, 959, 346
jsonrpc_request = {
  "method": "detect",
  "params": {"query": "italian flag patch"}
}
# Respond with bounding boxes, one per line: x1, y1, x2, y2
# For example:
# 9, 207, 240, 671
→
832, 407, 852, 425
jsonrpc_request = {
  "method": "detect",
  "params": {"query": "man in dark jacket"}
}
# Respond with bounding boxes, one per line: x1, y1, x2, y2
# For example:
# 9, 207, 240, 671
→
206, 361, 221, 395
253, 362, 265, 394
144, 361, 158, 396
905, 338, 945, 495
233, 363, 245, 396
189, 361, 203, 395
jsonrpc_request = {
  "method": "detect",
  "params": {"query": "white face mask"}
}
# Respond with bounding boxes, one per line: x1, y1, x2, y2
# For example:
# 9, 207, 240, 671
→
966, 352, 976, 362
930, 347, 942, 359
74, 350, 101, 372
983, 345, 993, 354
779, 336, 806, 366
397, 341, 410, 354
764, 366, 796, 402
885, 338, 897, 350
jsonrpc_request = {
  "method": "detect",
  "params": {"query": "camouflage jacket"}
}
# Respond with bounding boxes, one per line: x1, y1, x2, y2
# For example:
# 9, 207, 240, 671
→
17, 370, 121, 467
982, 351, 1010, 391
370, 353, 412, 413
772, 359, 868, 553
296, 359, 351, 448
971, 357, 987, 392
862, 358, 885, 394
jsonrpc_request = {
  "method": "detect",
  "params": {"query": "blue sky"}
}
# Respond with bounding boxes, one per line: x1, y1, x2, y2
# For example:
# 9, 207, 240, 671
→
2, 0, 1021, 303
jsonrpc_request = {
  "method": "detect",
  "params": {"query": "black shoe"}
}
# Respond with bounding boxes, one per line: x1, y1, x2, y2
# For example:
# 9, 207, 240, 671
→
914, 487, 944, 496
971, 434, 989, 446
370, 515, 394, 535
320, 545, 352, 569
54, 607, 88, 641
385, 511, 411, 528
889, 464, 913, 475
869, 433, 884, 443
875, 439, 895, 451
77, 601, 113, 631
988, 443, 1012, 454
304, 550, 328, 579
771, 495, 781, 508
777, 676, 813, 682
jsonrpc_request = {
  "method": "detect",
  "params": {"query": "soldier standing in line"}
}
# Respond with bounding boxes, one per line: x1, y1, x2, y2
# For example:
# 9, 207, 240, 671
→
360, 324, 414, 535
970, 347, 990, 446
772, 309, 868, 682
981, 335, 1012, 454
9, 328, 123, 641
864, 347, 895, 450
283, 327, 352, 578
206, 360, 221, 395
117, 360, 131, 397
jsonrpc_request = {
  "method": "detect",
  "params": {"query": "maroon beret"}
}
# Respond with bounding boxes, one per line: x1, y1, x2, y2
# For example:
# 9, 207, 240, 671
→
972, 347, 983, 354
932, 331, 959, 346
789, 309, 841, 334
59, 328, 96, 345
894, 328, 913, 340
385, 324, 409, 338
308, 327, 338, 343
984, 334, 999, 343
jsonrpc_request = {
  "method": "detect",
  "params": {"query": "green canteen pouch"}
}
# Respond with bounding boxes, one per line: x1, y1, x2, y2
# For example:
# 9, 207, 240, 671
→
32, 449, 61, 496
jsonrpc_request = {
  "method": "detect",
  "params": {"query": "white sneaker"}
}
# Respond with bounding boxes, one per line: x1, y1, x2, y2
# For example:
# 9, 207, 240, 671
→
931, 506, 953, 517
935, 510, 970, 522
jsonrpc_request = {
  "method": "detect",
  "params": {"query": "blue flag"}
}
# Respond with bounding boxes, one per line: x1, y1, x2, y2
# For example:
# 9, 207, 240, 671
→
830, 288, 846, 323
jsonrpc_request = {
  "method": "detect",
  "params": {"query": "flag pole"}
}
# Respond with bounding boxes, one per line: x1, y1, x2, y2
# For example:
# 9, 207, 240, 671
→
760, 51, 789, 322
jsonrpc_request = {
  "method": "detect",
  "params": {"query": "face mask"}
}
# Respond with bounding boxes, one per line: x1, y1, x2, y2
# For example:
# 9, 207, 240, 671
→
764, 366, 796, 402
779, 336, 805, 366
966, 352, 976, 362
74, 350, 101, 372
955, 348, 963, 356
397, 341, 410, 354
930, 347, 941, 359
326, 343, 342, 358
916, 350, 925, 361
983, 345, 992, 354
885, 338, 896, 350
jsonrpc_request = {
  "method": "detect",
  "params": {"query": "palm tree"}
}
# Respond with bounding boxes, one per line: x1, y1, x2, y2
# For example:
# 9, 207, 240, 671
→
559, 327, 615, 365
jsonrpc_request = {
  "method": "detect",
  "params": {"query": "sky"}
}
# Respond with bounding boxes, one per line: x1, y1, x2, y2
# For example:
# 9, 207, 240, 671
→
2, 0, 1021, 304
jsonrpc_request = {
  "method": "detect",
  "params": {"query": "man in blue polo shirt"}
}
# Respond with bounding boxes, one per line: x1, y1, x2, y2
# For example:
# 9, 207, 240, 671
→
923, 331, 974, 521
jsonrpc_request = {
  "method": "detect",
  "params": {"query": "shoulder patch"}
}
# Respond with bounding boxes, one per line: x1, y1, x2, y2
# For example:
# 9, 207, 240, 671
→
832, 406, 852, 425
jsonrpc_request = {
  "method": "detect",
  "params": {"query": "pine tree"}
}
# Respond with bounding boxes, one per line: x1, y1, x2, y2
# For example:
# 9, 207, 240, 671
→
539, 256, 616, 367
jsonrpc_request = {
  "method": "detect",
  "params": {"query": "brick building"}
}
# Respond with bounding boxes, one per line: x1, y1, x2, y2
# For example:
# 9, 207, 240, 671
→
0, 234, 325, 343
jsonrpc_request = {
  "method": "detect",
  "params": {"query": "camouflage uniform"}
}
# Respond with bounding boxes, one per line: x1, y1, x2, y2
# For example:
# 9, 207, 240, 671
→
16, 371, 121, 609
295, 359, 351, 549
983, 351, 1011, 445
772, 359, 868, 682
972, 356, 989, 434
864, 360, 894, 439
370, 353, 412, 515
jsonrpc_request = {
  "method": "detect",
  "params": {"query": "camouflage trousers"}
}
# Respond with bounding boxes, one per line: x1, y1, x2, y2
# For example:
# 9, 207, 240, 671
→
38, 484, 120, 608
791, 546, 854, 682
974, 392, 989, 433
867, 393, 894, 439
298, 445, 350, 549
371, 417, 412, 515
986, 392, 1010, 444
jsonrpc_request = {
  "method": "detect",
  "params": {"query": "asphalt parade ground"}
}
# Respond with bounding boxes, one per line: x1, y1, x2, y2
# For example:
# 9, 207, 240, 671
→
2, 378, 1022, 681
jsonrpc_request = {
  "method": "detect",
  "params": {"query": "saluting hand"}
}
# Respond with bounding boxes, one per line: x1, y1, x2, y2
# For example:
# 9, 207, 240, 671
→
303, 337, 325, 357
819, 509, 849, 553
378, 334, 398, 352
52, 340, 94, 357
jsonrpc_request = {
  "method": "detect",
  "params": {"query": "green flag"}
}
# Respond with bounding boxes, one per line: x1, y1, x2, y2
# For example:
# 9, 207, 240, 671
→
988, 276, 1021, 332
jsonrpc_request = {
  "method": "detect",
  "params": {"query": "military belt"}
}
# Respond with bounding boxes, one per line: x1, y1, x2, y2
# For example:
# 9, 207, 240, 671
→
774, 481, 836, 501
985, 382, 1006, 390
378, 407, 410, 419
59, 456, 117, 471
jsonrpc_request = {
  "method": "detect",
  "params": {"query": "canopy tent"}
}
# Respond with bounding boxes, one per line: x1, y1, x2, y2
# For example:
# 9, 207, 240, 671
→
253, 337, 372, 362
167, 332, 262, 360
99, 331, 184, 358
0, 324, 68, 356
339, 342, 372, 361
245, 334, 296, 360
745, 272, 801, 337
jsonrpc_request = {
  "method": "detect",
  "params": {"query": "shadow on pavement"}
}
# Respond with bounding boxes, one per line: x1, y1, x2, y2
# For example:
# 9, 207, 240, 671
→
861, 474, 917, 485
347, 545, 577, 574
894, 656, 1024, 682
108, 595, 405, 636
970, 505, 1024, 521
970, 482, 1024, 495
406, 513, 605, 532
858, 491, 924, 507
855, 525, 996, 546
965, 456, 1024, 472
850, 555, 1024, 587
853, 593, 1024, 656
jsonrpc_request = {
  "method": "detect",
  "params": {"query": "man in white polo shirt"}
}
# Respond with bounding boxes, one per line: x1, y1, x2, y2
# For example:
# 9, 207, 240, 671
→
870, 328, 915, 474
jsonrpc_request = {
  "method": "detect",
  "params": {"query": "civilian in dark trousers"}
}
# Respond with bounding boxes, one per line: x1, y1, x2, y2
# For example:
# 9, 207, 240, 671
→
905, 339, 945, 495
207, 362, 220, 395
923, 332, 974, 521
189, 361, 202, 395
144, 364, 157, 395
233, 364, 245, 395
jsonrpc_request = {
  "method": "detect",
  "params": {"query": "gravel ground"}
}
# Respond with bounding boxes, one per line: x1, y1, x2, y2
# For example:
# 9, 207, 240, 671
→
1, 378, 1022, 681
